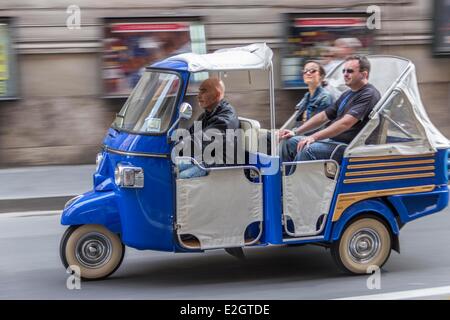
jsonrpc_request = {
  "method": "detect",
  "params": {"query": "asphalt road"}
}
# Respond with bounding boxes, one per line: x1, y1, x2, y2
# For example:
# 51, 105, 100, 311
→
1, 209, 450, 300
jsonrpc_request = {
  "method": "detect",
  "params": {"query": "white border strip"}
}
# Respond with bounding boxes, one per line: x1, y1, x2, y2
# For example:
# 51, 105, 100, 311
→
334, 286, 450, 300
0, 210, 61, 219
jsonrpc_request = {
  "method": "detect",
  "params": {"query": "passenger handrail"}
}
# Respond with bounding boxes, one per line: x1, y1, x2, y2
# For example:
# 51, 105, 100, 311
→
175, 156, 262, 179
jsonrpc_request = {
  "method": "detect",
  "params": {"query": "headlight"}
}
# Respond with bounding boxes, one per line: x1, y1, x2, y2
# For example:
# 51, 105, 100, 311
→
114, 164, 144, 188
95, 152, 104, 172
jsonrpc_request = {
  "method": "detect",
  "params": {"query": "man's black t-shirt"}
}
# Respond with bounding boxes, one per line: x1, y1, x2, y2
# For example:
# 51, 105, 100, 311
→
324, 83, 381, 144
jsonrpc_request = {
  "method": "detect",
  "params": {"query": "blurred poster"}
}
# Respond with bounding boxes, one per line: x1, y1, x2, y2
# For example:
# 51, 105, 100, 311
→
282, 12, 375, 88
102, 17, 207, 97
432, 0, 450, 56
0, 18, 18, 99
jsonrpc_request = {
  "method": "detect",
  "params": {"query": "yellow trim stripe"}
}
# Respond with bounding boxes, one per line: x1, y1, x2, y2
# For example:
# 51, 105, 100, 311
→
347, 159, 435, 169
332, 185, 436, 222
349, 153, 435, 162
343, 172, 435, 184
345, 166, 435, 177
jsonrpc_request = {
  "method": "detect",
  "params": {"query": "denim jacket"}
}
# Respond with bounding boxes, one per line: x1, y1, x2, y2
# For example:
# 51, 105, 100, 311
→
295, 86, 334, 125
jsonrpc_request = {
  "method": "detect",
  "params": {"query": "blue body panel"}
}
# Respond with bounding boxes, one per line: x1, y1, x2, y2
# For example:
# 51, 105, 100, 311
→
260, 155, 283, 245
151, 59, 189, 71
104, 152, 176, 250
61, 190, 122, 234
61, 68, 190, 252
388, 185, 449, 224
330, 199, 400, 241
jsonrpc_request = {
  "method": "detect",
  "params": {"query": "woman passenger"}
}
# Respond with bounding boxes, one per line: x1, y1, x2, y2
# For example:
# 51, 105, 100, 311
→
280, 60, 334, 162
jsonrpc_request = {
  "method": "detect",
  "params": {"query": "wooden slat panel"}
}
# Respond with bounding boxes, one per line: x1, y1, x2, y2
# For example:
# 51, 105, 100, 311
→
332, 184, 436, 221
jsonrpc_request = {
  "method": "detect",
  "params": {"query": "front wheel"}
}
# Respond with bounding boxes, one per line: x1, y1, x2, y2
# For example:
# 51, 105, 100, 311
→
60, 224, 125, 280
331, 216, 392, 274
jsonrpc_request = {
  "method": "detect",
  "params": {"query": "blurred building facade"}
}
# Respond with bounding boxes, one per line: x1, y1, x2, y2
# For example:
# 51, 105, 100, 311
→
0, 0, 449, 167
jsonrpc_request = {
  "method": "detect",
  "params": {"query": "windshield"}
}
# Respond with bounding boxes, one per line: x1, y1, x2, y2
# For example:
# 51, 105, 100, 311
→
112, 71, 181, 134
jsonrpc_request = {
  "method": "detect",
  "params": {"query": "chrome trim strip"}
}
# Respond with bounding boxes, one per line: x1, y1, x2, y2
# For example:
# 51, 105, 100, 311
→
104, 146, 170, 158
175, 156, 262, 180
283, 235, 325, 243
282, 159, 340, 168
345, 165, 435, 177
343, 172, 435, 184
349, 153, 435, 162
347, 159, 435, 169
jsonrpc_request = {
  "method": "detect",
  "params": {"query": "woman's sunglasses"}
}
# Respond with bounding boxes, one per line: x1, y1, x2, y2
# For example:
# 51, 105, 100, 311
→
303, 69, 318, 75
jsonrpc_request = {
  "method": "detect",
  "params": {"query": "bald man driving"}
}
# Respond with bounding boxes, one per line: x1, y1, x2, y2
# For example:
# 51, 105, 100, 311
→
177, 77, 240, 179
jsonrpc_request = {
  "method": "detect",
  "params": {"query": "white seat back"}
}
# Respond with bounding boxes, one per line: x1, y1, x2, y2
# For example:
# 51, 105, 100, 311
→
238, 117, 260, 154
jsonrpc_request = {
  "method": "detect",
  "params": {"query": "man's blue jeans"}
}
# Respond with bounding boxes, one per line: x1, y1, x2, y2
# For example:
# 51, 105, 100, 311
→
294, 139, 346, 162
177, 159, 208, 179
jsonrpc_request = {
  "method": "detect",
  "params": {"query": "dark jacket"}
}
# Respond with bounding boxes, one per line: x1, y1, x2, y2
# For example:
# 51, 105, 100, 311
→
188, 99, 240, 166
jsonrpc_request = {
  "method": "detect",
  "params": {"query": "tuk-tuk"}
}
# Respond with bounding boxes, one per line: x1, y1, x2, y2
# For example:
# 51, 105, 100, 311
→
60, 43, 450, 280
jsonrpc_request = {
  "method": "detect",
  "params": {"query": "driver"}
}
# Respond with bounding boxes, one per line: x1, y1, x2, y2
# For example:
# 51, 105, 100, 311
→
278, 55, 381, 168
177, 78, 240, 179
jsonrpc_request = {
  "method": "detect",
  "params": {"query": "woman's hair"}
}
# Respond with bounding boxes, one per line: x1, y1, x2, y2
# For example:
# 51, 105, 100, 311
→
303, 60, 327, 87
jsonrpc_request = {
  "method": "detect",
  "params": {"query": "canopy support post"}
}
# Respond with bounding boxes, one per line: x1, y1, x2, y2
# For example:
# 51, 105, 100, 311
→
269, 62, 277, 157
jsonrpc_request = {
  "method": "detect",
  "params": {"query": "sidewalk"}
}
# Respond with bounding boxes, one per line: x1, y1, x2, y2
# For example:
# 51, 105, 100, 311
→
0, 165, 95, 213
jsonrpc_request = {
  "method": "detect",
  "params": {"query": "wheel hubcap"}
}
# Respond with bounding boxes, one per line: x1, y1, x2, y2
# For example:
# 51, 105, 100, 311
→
75, 232, 112, 268
348, 228, 381, 263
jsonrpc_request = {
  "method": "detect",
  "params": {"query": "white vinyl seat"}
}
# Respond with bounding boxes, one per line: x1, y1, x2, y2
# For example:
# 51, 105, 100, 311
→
238, 117, 260, 154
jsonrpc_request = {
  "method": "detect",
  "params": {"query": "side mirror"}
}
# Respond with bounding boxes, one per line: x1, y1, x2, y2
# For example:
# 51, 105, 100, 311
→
179, 102, 193, 120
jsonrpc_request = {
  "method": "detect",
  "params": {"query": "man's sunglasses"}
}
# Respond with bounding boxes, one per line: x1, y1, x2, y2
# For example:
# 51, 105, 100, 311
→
303, 69, 318, 75
342, 68, 355, 74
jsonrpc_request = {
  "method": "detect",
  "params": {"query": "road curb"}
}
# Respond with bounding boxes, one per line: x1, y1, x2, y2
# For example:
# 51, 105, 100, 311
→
0, 196, 74, 214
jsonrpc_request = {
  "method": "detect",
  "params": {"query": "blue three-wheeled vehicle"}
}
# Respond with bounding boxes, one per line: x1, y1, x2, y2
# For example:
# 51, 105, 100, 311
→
60, 44, 450, 280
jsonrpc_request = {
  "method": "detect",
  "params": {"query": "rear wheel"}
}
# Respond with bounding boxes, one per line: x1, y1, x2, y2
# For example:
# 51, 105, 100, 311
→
331, 216, 392, 274
60, 224, 125, 280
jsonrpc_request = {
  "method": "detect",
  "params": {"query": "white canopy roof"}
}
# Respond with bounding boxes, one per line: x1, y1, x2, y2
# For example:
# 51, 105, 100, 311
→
166, 43, 273, 72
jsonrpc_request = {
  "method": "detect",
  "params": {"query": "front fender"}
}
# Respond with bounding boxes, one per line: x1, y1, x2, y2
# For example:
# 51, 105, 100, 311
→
330, 199, 400, 242
61, 190, 121, 234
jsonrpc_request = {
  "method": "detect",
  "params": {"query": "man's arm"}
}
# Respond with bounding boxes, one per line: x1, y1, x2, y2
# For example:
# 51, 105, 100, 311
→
295, 111, 329, 135
296, 114, 358, 151
279, 111, 329, 140
310, 114, 358, 141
